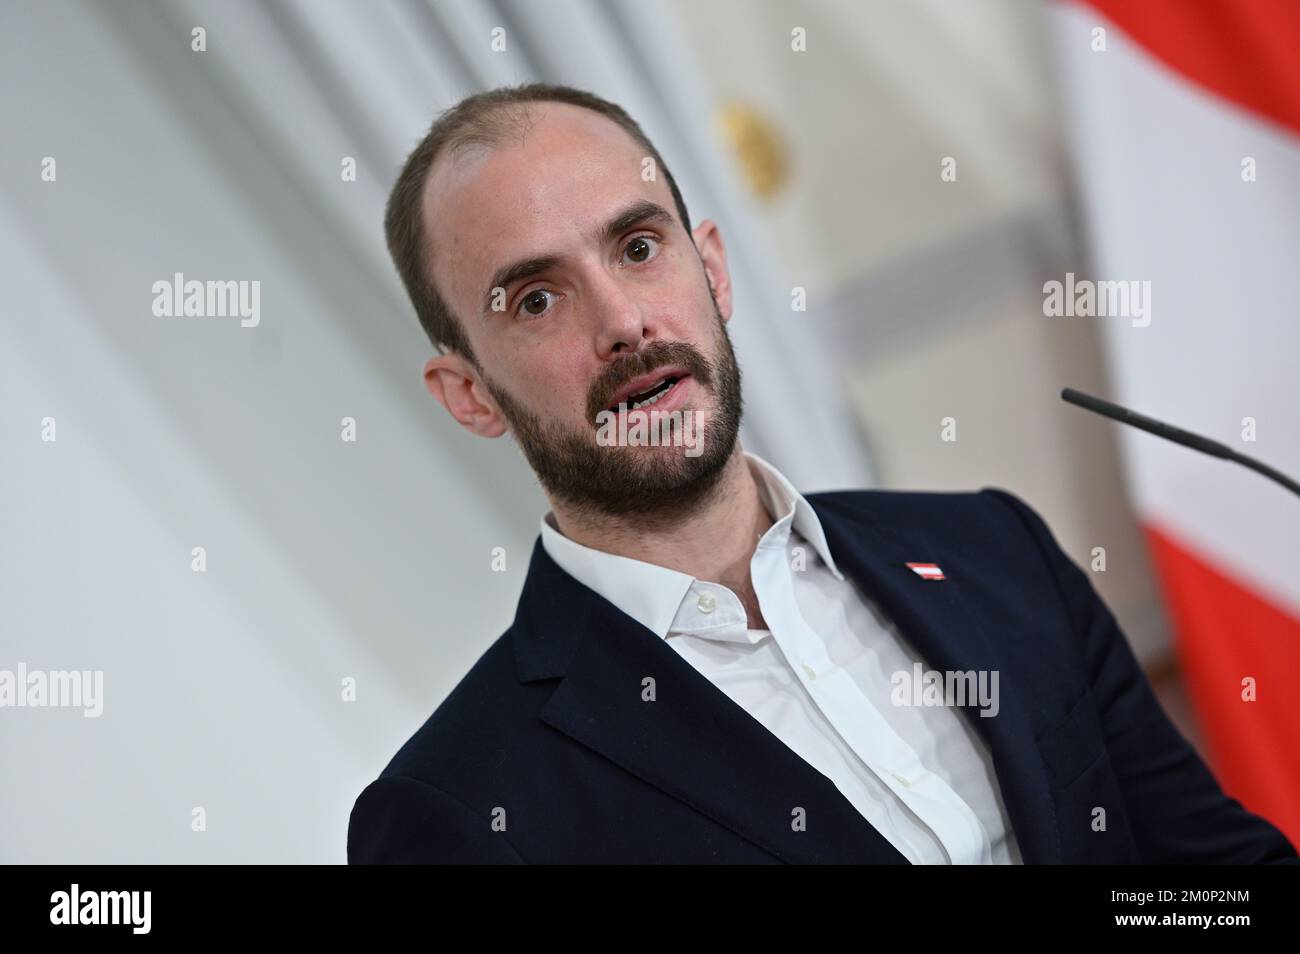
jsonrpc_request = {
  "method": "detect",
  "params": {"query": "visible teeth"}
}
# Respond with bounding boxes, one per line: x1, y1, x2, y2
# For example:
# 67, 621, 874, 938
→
617, 376, 676, 411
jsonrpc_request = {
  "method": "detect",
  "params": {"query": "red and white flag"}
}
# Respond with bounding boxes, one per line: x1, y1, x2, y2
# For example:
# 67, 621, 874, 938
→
1053, 0, 1300, 845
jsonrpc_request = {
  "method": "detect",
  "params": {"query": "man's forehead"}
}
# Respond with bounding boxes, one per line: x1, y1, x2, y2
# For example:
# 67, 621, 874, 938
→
423, 103, 648, 234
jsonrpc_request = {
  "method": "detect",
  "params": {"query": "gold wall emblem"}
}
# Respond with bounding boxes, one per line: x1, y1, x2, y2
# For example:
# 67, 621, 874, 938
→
716, 101, 790, 201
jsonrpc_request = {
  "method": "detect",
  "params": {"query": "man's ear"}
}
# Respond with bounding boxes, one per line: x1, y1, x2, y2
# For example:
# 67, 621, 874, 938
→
423, 352, 508, 438
690, 218, 733, 322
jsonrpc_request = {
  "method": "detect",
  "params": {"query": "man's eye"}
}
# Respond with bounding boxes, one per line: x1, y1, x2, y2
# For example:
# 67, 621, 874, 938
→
517, 288, 557, 319
621, 235, 661, 265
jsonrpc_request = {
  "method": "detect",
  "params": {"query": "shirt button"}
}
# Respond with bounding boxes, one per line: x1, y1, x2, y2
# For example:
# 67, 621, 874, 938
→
697, 592, 716, 614
802, 662, 816, 680
891, 771, 912, 788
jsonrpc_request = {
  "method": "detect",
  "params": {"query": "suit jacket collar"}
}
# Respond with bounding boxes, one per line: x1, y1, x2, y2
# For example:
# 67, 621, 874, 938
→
511, 493, 1061, 864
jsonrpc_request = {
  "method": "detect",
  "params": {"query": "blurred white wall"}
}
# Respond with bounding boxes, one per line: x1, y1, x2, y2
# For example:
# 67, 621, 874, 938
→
1, 0, 540, 862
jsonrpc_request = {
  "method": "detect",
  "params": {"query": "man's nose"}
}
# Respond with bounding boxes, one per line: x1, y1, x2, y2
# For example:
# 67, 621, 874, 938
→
586, 269, 652, 358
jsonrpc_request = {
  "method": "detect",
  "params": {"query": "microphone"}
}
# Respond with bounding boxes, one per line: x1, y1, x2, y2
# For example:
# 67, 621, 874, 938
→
1060, 388, 1300, 499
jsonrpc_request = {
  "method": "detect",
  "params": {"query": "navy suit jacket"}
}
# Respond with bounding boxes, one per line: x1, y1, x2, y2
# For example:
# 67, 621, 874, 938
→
348, 487, 1298, 864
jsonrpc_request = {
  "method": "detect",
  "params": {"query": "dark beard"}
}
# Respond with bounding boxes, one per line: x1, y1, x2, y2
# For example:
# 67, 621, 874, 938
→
480, 302, 744, 526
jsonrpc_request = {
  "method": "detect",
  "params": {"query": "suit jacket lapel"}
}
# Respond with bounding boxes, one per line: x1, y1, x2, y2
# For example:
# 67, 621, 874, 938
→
807, 495, 1062, 864
512, 538, 908, 864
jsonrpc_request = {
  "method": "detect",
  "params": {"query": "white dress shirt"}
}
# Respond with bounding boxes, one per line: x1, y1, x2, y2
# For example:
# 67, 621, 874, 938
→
540, 451, 1023, 864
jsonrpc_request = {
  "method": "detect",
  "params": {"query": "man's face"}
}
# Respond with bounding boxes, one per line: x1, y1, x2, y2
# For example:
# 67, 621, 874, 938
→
423, 102, 744, 518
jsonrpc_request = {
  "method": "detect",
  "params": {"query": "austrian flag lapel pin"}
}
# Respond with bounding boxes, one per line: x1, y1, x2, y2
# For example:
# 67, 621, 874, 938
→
904, 562, 946, 581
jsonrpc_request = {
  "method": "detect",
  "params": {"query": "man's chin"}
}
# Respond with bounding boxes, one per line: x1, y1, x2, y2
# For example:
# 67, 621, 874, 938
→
566, 437, 733, 514
605, 441, 706, 463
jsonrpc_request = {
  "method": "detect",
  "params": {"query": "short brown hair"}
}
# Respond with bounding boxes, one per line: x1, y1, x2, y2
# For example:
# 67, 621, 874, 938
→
384, 82, 693, 368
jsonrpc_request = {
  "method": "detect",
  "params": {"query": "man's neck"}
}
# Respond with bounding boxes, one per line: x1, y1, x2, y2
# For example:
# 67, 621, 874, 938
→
547, 447, 775, 616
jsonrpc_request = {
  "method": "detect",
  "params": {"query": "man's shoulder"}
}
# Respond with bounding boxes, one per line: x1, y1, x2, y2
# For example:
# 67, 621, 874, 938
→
365, 626, 539, 789
347, 621, 554, 860
806, 484, 1047, 541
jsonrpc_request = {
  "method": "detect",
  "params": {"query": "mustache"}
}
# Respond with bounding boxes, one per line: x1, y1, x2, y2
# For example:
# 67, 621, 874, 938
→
587, 341, 714, 422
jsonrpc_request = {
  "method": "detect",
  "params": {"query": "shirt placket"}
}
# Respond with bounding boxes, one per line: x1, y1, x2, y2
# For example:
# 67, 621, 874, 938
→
751, 539, 993, 865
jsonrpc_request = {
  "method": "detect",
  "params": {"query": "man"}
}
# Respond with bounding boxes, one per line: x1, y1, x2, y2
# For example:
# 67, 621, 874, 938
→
348, 82, 1297, 864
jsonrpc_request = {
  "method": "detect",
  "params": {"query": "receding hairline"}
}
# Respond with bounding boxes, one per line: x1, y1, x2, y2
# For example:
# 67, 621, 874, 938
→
422, 99, 654, 234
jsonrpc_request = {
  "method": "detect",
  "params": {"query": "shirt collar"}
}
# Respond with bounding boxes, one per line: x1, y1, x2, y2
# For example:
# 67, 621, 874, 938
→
745, 451, 845, 582
539, 451, 844, 639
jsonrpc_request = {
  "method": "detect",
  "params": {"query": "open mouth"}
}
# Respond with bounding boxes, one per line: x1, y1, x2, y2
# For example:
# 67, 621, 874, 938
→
608, 375, 681, 412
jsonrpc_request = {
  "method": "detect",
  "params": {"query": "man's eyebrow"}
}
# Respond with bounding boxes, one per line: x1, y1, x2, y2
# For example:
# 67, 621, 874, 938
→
597, 199, 674, 247
480, 200, 676, 317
